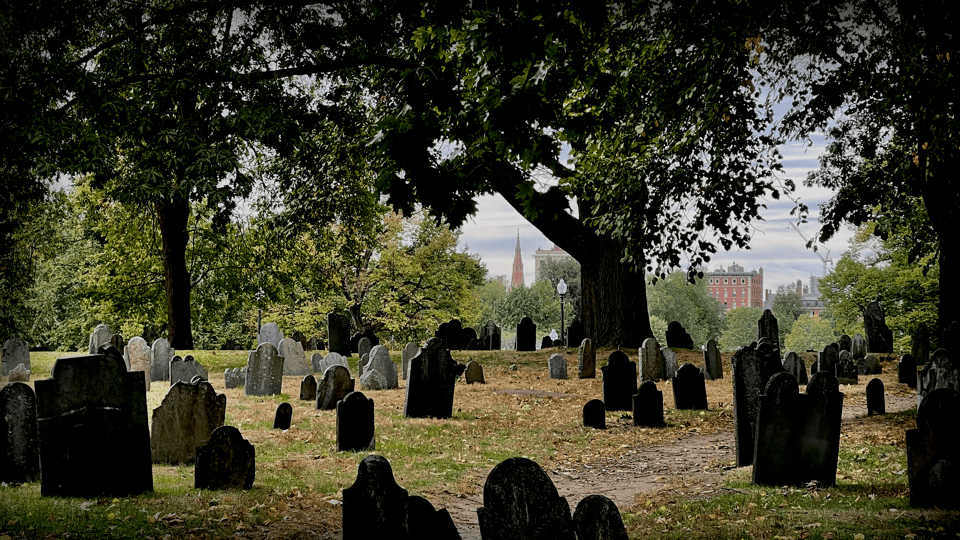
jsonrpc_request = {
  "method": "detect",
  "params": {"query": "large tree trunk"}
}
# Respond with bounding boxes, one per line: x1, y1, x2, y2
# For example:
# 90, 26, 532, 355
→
156, 196, 194, 349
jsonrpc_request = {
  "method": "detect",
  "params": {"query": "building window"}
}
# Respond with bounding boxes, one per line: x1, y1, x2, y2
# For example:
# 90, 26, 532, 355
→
724, 290, 727, 298
724, 279, 728, 284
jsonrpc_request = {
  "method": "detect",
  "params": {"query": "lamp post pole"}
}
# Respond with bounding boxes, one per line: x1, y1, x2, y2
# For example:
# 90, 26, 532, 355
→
557, 279, 568, 350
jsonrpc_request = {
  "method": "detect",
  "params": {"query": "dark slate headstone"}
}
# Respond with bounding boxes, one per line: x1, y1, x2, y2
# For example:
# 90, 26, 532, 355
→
906, 388, 960, 508
782, 351, 809, 385
36, 353, 153, 497
404, 338, 465, 419
601, 351, 637, 412
357, 337, 372, 361
912, 325, 930, 366
864, 301, 894, 354
336, 391, 375, 452
476, 457, 575, 540
273, 402, 292, 430
317, 365, 355, 410
1, 337, 29, 377
752, 372, 801, 486
639, 337, 665, 382
572, 494, 629, 540
867, 378, 885, 415
633, 380, 665, 428
517, 317, 537, 352
798, 372, 844, 488
838, 334, 852, 353
434, 319, 464, 350
405, 495, 462, 539
548, 353, 568, 379
731, 344, 786, 466
350, 328, 380, 354
343, 455, 408, 538
278, 336, 311, 376
0, 382, 40, 484
703, 339, 722, 380
850, 333, 867, 360
578, 338, 596, 379
401, 343, 420, 380
109, 333, 124, 351
665, 321, 694, 350
758, 309, 780, 352
672, 363, 708, 410
300, 374, 317, 401
540, 335, 554, 350
150, 337, 174, 382
170, 355, 208, 385
257, 322, 284, 348
465, 361, 485, 384
194, 425, 255, 490
245, 343, 283, 397
481, 320, 502, 351
224, 367, 245, 389
898, 353, 917, 388
292, 330, 307, 349
460, 327, 479, 351
662, 347, 679, 380
150, 380, 226, 464
858, 353, 882, 375
567, 319, 584, 352
308, 337, 320, 351
583, 399, 606, 429
917, 348, 959, 407
836, 356, 859, 385
327, 310, 352, 356
817, 344, 839, 376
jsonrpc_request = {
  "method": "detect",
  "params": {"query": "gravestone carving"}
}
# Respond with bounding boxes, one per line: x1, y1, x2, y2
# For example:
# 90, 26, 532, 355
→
703, 339, 723, 380
548, 353, 568, 379
782, 351, 808, 385
567, 319, 584, 352
300, 374, 317, 401
665, 321, 694, 350
583, 399, 606, 429
404, 337, 465, 419
633, 380, 665, 428
224, 367, 245, 389
578, 338, 596, 379
273, 402, 292, 430
125, 337, 151, 390
170, 355, 208, 384
0, 382, 40, 484
867, 378, 885, 415
245, 343, 283, 397
517, 317, 536, 352
850, 334, 867, 359
1, 337, 29, 377
150, 380, 226, 464
917, 348, 959, 406
864, 301, 894, 353
327, 310, 352, 356
757, 310, 780, 352
572, 494, 630, 540
342, 455, 408, 538
476, 457, 575, 540
898, 353, 917, 387
194, 425, 255, 490
662, 347, 679, 379
336, 391, 375, 452
673, 363, 708, 410
465, 361, 485, 384
88, 323, 112, 354
278, 337, 311, 376
257, 322, 284, 348
316, 365, 355, 410
731, 343, 786, 466
906, 388, 960, 509
639, 338, 665, 382
601, 351, 637, 412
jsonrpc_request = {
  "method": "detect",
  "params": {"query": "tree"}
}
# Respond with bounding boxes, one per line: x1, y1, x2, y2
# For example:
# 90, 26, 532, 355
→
536, 258, 582, 323
491, 280, 561, 340
646, 272, 726, 349
771, 285, 805, 348
720, 307, 763, 352
785, 314, 837, 353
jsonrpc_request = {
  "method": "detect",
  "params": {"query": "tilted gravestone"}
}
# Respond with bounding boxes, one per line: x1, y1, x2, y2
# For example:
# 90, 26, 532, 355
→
540, 335, 554, 350
224, 367, 245, 389
917, 348, 959, 407
703, 339, 723, 380
401, 342, 420, 380
578, 338, 596, 379
476, 457, 575, 540
327, 310, 352, 356
639, 337, 665, 382
906, 387, 960, 509
867, 378, 885, 415
567, 319, 584, 352
300, 374, 317, 401
548, 353, 568, 379
88, 323, 112, 354
357, 337, 372, 361
404, 337, 465, 419
342, 455, 409, 538
245, 343, 283, 397
864, 301, 894, 354
406, 495, 462, 539
665, 321, 694, 350
194, 425, 255, 490
757, 310, 780, 352
662, 347, 679, 380
464, 361, 485, 384
8, 363, 29, 382
633, 380, 665, 428
858, 354, 882, 375
731, 343, 786, 466
850, 334, 867, 360
0, 382, 40, 484
782, 351, 809, 385
601, 351, 637, 412
1, 337, 29, 377
838, 334, 852, 353
516, 317, 537, 352
672, 363, 708, 410
337, 391, 375, 452
362, 345, 398, 390
273, 402, 292, 430
150, 380, 226, 464
316, 365, 355, 410
170, 355, 209, 385
278, 337, 311, 376
150, 337, 175, 382
572, 494, 630, 540
36, 353, 153, 497
583, 399, 606, 430
257, 322, 284, 348
898, 353, 917, 388
125, 337, 152, 390
359, 368, 389, 391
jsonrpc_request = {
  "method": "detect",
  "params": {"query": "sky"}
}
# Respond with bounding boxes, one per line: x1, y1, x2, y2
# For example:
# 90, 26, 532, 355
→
456, 133, 854, 297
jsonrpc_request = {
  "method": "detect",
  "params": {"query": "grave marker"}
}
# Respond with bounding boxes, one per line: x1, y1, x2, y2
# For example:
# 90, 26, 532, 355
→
150, 380, 226, 464
703, 339, 723, 380
1, 337, 29, 377
327, 310, 352, 356
465, 361, 485, 384
0, 382, 40, 484
300, 374, 317, 401
906, 388, 960, 508
88, 323, 112, 354
273, 402, 292, 430
672, 363, 708, 410
170, 355, 209, 384
224, 367, 245, 389
336, 391, 375, 452
404, 337, 465, 419
278, 336, 311, 376
662, 347, 679, 379
850, 334, 867, 359
401, 342, 420, 380
363, 345, 398, 390
517, 317, 536, 351
257, 322, 284, 348
572, 494, 630, 540
867, 378, 885, 415
732, 344, 786, 466
8, 364, 29, 382
758, 310, 780, 352
476, 457, 575, 540
245, 343, 283, 397
898, 353, 917, 387
601, 351, 637, 412
316, 365, 355, 410
782, 351, 809, 385
864, 301, 894, 353
639, 337, 665, 382
665, 321, 694, 350
582, 399, 606, 429
194, 425, 255, 490
548, 353, 568, 379
150, 337, 175, 382
917, 348, 959, 406
633, 380, 665, 428
342, 455, 408, 538
125, 337, 152, 390
567, 319, 584, 351
578, 338, 596, 379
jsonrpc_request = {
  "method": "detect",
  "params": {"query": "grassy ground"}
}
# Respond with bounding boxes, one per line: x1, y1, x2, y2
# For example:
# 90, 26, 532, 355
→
1, 347, 957, 539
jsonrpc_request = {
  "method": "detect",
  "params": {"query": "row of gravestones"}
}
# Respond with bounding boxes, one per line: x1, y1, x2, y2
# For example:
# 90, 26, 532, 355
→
342, 454, 630, 540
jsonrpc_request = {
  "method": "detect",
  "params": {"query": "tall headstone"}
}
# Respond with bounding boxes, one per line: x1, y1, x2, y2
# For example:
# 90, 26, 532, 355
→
343, 455, 408, 538
88, 323, 112, 354
404, 337, 465, 419
864, 301, 894, 353
401, 342, 420, 380
36, 353, 153, 496
481, 320, 502, 351
311, 352, 324, 373
601, 351, 637, 412
194, 425, 255, 490
548, 353, 568, 379
316, 365, 355, 410
300, 374, 318, 401
1, 337, 29, 377
782, 351, 809, 385
476, 457, 575, 540
357, 337, 373, 360
336, 391, 375, 452
572, 494, 629, 540
516, 317, 536, 352
582, 399, 606, 430
257, 322, 284, 348
578, 338, 596, 379
665, 321, 694, 350
150, 337, 175, 382
703, 339, 723, 380
672, 363, 708, 410
327, 310, 352, 356
758, 310, 780, 352
0, 382, 40, 484
731, 344, 786, 466
363, 345, 398, 390
540, 335, 554, 350
661, 347, 679, 379
906, 388, 960, 509
867, 378, 886, 415
436, 319, 464, 350
898, 353, 918, 387
460, 327, 480, 350
245, 343, 284, 397
273, 402, 292, 430
633, 380, 665, 428
150, 380, 226, 464
291, 330, 307, 349
170, 355, 209, 384
125, 337, 152, 390
639, 337, 665, 382
917, 348, 959, 406
838, 334, 852, 353
278, 337, 311, 376
816, 344, 839, 376
850, 334, 867, 360
465, 361, 485, 384
567, 319, 584, 352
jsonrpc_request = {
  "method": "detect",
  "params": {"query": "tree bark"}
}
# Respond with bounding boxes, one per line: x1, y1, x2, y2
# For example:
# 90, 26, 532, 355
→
156, 196, 194, 349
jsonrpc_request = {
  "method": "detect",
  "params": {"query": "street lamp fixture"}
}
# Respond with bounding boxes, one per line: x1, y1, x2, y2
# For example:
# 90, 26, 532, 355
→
557, 279, 568, 349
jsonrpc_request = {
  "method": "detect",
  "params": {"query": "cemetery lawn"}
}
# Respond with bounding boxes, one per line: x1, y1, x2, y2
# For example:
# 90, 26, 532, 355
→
1, 349, 957, 539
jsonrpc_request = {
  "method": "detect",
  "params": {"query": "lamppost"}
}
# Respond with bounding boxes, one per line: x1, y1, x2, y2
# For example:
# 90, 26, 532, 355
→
557, 278, 568, 349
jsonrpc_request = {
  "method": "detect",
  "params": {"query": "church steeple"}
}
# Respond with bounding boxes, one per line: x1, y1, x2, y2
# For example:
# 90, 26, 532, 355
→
510, 231, 524, 290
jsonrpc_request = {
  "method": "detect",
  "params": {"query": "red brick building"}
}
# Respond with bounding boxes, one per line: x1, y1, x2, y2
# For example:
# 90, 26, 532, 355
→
705, 262, 764, 312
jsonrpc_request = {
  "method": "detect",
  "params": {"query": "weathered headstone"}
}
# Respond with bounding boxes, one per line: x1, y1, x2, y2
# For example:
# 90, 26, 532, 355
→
864, 301, 894, 353
150, 380, 226, 464
836, 356, 859, 385
360, 368, 389, 391
292, 330, 307, 349
308, 337, 321, 351
401, 342, 420, 380
336, 391, 375, 452
465, 361, 485, 384
404, 337, 465, 419
245, 343, 284, 397
311, 352, 324, 372
273, 402, 292, 429
850, 333, 867, 359
194, 425, 255, 490
752, 372, 800, 486
639, 337, 665, 382
0, 382, 40, 484
703, 339, 723, 380
357, 337, 372, 360
300, 374, 317, 401
858, 353, 882, 375
898, 353, 917, 387
867, 378, 885, 415
88, 323, 112, 354
278, 337, 311, 376
363, 345, 398, 389
476, 457, 575, 540
150, 337, 175, 382
633, 380, 665, 428
327, 310, 352, 356
350, 328, 380, 354
673, 363, 708, 410
912, 325, 930, 366
406, 495, 462, 539
838, 334, 852, 353
316, 365, 355, 410
548, 353, 568, 379
517, 317, 537, 352
540, 335, 553, 350
567, 319, 584, 352
662, 347, 679, 379
815, 343, 839, 376
342, 455, 408, 538
224, 367, 245, 389
906, 388, 960, 508
481, 320, 502, 351
170, 355, 208, 384
8, 363, 29, 382
800, 372, 844, 487
731, 343, 786, 466
572, 494, 629, 540
578, 338, 596, 379
318, 351, 350, 375
601, 351, 637, 412
125, 337, 152, 390
1, 337, 29, 377
257, 322, 284, 348
36, 353, 153, 496
782, 351, 809, 385
757, 310, 780, 352
917, 348, 959, 406
582, 399, 606, 429
665, 321, 694, 350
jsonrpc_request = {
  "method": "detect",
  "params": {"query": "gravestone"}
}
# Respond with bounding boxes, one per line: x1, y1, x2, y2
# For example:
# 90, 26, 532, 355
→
836, 356, 859, 385
481, 320, 502, 351
257, 322, 284, 348
476, 457, 575, 540
401, 342, 420, 380
540, 335, 553, 350
88, 323, 112, 354
757, 310, 780, 352
752, 372, 800, 486
8, 364, 29, 382
406, 495, 461, 539
782, 351, 809, 385
838, 334, 852, 353
703, 339, 723, 380
864, 301, 894, 353
639, 337, 665, 382
357, 337, 372, 360
583, 399, 606, 429
816, 344, 839, 376
548, 353, 568, 379
850, 334, 867, 359
917, 348, 959, 406
245, 343, 284, 397
194, 425, 255, 490
363, 345, 398, 389
278, 337, 311, 376
517, 317, 536, 352
898, 353, 918, 387
336, 391, 376, 452
36, 353, 153, 497
0, 382, 40, 484
867, 378, 885, 415
461, 327, 480, 350
601, 351, 637, 412
906, 388, 960, 508
311, 352, 324, 372
110, 334, 124, 351
342, 455, 408, 538
633, 380, 665, 428
292, 330, 307, 349
572, 494, 630, 540
300, 374, 317, 401
273, 402, 292, 429
662, 347, 679, 379
665, 321, 694, 350
350, 328, 380, 354
150, 337, 175, 382
912, 325, 930, 366
465, 361, 485, 384
1, 337, 29, 377
800, 372, 844, 487
360, 368, 389, 391
578, 338, 596, 379
150, 380, 226, 464
224, 367, 245, 389
404, 337, 465, 419
316, 365, 355, 410
567, 319, 584, 352
170, 355, 208, 384
858, 353, 882, 375
318, 352, 350, 375
308, 337, 320, 351
731, 343, 786, 466
327, 310, 352, 356
125, 337, 152, 390
672, 363, 708, 410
